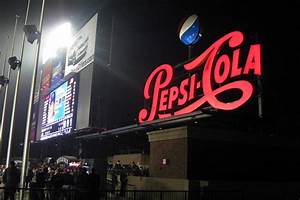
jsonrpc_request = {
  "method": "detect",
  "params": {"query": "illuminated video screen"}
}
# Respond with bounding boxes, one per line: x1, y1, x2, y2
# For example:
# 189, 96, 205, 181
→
39, 76, 78, 140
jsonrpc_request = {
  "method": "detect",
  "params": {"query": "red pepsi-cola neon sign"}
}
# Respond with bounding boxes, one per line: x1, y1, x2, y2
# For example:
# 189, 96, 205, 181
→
139, 31, 262, 123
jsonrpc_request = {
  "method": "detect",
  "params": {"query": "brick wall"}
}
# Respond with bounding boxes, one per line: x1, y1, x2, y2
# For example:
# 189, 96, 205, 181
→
149, 137, 187, 178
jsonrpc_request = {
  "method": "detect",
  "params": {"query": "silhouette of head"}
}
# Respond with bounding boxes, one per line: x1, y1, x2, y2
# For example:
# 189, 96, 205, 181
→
10, 160, 16, 167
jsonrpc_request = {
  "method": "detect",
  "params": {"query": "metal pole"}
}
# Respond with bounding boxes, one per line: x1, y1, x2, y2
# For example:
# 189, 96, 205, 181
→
257, 77, 263, 118
188, 45, 192, 60
1, 51, 8, 76
0, 35, 9, 76
0, 51, 2, 74
0, 51, 2, 91
0, 15, 19, 164
0, 53, 2, 90
20, 0, 45, 199
5, 4, 31, 168
0, 46, 9, 162
254, 32, 263, 119
5, 0, 30, 167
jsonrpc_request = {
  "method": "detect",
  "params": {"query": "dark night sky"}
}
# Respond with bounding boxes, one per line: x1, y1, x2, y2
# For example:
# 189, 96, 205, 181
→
0, 0, 300, 158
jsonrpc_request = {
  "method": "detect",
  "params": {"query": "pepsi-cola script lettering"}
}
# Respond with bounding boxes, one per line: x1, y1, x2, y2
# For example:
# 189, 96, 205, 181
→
139, 31, 262, 123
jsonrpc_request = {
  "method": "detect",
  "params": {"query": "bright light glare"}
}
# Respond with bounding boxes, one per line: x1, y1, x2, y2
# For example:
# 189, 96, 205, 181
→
42, 22, 72, 63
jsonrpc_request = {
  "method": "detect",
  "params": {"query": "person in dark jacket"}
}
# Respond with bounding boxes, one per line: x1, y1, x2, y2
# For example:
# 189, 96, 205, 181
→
50, 169, 64, 200
35, 167, 48, 200
25, 167, 33, 188
75, 167, 89, 200
88, 168, 100, 200
111, 170, 118, 194
3, 161, 20, 200
119, 167, 128, 197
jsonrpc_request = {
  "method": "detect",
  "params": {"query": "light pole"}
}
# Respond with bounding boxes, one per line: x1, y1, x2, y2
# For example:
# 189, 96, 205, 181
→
0, 37, 10, 88
0, 37, 9, 90
5, 0, 31, 167
0, 35, 10, 75
0, 15, 19, 164
20, 0, 46, 199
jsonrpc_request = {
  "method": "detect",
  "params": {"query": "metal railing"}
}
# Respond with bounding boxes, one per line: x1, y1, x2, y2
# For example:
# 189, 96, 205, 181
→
0, 187, 244, 200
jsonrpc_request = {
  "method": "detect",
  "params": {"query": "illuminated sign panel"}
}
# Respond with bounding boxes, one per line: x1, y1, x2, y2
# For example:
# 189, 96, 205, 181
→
65, 13, 98, 76
139, 31, 262, 123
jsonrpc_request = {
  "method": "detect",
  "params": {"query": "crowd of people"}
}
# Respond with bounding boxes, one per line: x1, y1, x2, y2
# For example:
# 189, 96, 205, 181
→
0, 159, 150, 200
108, 161, 128, 197
1, 160, 101, 200
107, 160, 149, 197
107, 160, 149, 177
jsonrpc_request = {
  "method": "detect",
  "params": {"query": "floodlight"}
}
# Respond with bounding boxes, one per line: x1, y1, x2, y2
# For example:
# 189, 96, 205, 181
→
0, 75, 9, 86
23, 24, 41, 44
8, 56, 21, 70
42, 22, 72, 63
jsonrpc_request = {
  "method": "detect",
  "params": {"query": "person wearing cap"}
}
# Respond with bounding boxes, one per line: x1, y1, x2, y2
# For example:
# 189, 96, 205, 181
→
3, 161, 20, 200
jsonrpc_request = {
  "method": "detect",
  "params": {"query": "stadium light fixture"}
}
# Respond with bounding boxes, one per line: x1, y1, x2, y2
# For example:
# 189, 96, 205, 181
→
42, 22, 72, 63
23, 24, 41, 44
0, 75, 9, 86
8, 56, 21, 70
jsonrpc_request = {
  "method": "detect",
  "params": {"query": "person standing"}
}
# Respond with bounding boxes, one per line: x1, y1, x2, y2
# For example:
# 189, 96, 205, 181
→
50, 169, 64, 200
119, 167, 128, 197
111, 170, 118, 194
25, 167, 34, 188
3, 161, 20, 200
36, 167, 48, 200
114, 161, 122, 174
88, 168, 100, 200
74, 168, 89, 200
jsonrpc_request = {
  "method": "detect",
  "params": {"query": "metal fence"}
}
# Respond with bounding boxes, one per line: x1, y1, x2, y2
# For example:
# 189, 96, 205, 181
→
108, 190, 244, 200
0, 187, 244, 200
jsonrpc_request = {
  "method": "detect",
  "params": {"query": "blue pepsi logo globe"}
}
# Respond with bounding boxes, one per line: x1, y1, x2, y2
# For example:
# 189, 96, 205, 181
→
179, 14, 201, 45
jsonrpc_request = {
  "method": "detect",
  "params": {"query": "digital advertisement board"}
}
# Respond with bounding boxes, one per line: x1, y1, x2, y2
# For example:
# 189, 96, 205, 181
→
38, 76, 79, 140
